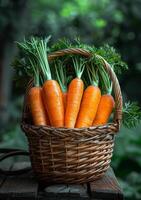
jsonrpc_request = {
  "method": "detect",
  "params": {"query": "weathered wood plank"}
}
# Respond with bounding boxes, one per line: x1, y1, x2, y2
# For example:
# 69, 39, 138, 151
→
41, 167, 123, 199
42, 184, 89, 199
0, 157, 13, 190
89, 167, 123, 200
0, 162, 123, 200
0, 162, 38, 200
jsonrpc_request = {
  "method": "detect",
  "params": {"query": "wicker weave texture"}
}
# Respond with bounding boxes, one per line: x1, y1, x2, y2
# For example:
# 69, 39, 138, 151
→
21, 48, 122, 184
22, 124, 115, 183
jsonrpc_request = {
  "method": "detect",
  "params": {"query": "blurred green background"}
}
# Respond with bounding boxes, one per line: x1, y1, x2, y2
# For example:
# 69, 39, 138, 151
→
0, 0, 141, 199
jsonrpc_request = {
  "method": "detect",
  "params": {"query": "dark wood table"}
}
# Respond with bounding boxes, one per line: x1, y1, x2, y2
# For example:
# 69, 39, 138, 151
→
0, 162, 123, 200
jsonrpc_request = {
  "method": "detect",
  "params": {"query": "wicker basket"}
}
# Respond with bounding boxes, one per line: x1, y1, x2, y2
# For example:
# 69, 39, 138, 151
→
21, 48, 122, 184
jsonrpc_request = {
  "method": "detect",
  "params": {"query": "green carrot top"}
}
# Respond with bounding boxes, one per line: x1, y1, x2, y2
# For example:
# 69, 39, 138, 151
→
91, 55, 112, 94
98, 64, 112, 95
54, 60, 67, 93
86, 57, 99, 87
17, 36, 52, 84
72, 56, 86, 79
29, 59, 40, 87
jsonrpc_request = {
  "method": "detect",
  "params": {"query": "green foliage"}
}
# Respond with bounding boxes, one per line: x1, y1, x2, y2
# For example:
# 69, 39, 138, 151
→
51, 38, 73, 51
12, 56, 32, 88
119, 175, 141, 200
0, 125, 28, 150
14, 37, 52, 87
50, 38, 129, 97
112, 123, 141, 199
95, 45, 128, 75
51, 38, 128, 76
122, 102, 141, 129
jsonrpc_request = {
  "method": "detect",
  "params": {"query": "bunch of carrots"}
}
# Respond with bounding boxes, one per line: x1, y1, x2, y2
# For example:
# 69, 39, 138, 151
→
17, 37, 115, 128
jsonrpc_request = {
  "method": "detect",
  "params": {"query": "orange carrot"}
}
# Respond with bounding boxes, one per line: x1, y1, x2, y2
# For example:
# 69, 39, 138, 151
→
65, 78, 84, 128
93, 94, 115, 125
75, 62, 101, 128
28, 87, 49, 126
17, 40, 50, 126
43, 80, 64, 127
65, 57, 85, 128
75, 85, 101, 128
93, 61, 115, 126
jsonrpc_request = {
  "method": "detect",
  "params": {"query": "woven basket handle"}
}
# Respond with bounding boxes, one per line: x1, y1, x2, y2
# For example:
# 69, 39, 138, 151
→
0, 148, 31, 175
48, 48, 122, 128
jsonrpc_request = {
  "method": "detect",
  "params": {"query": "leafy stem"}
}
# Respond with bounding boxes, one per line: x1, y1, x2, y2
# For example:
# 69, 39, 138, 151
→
17, 36, 52, 83
54, 60, 67, 92
32, 37, 52, 81
72, 56, 86, 79
86, 56, 99, 87
29, 59, 39, 87
95, 55, 112, 94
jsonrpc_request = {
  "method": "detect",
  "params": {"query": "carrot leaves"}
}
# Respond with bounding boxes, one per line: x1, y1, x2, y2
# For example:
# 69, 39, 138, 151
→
94, 44, 128, 75
86, 59, 99, 87
15, 36, 52, 87
51, 38, 128, 75
95, 57, 112, 95
72, 56, 86, 79
54, 60, 67, 93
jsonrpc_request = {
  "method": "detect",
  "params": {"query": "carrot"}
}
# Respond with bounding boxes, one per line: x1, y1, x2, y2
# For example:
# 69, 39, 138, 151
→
42, 80, 64, 127
93, 61, 115, 126
65, 57, 85, 128
28, 87, 49, 125
19, 37, 64, 127
75, 86, 101, 128
93, 94, 115, 125
37, 38, 64, 127
27, 58, 49, 126
75, 63, 101, 128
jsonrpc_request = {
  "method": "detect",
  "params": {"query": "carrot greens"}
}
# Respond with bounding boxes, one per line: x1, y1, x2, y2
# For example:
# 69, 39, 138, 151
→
54, 60, 67, 93
72, 56, 86, 79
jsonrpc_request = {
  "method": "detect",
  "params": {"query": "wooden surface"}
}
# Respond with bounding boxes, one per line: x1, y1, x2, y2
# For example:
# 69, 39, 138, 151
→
0, 162, 123, 200
0, 162, 38, 200
90, 167, 123, 200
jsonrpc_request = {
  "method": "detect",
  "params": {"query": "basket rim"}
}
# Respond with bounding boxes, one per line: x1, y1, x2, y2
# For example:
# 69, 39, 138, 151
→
21, 121, 118, 131
21, 120, 118, 141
